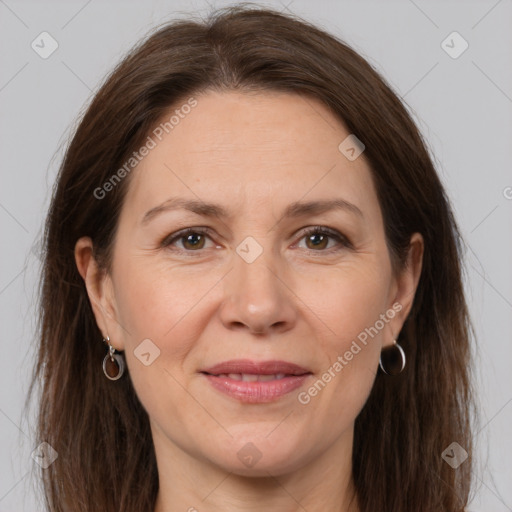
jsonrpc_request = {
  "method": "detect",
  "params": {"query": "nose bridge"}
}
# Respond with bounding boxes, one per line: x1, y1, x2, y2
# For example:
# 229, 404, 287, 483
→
220, 232, 296, 334
235, 234, 283, 309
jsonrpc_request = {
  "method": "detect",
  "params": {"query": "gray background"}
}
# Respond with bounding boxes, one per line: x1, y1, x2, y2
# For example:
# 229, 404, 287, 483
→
1, 0, 511, 510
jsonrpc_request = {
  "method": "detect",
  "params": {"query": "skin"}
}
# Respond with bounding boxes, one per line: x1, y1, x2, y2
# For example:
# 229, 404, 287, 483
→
75, 90, 423, 512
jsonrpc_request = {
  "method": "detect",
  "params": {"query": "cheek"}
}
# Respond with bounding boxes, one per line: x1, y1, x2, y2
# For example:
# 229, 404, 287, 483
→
113, 255, 216, 339
297, 262, 390, 405
111, 258, 210, 420
300, 260, 391, 344
111, 255, 230, 400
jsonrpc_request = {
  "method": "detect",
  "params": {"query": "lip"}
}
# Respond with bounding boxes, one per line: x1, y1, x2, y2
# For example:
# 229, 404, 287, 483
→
201, 359, 310, 376
200, 359, 312, 403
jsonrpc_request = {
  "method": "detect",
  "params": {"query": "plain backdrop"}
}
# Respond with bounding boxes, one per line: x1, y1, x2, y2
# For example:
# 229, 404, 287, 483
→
1, 0, 511, 510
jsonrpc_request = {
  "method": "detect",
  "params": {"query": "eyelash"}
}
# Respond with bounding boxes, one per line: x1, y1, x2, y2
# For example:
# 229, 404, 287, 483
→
160, 226, 353, 256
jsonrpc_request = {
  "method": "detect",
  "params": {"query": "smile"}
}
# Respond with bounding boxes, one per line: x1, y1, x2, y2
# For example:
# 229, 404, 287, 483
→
214, 373, 288, 381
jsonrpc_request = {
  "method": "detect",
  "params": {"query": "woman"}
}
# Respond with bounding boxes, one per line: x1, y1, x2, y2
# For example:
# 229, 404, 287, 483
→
27, 5, 476, 511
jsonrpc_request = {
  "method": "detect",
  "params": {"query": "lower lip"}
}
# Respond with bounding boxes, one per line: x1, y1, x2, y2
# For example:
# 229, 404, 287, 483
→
202, 374, 310, 403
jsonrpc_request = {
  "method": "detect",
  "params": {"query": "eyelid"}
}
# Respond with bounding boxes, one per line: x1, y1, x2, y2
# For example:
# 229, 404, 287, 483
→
295, 225, 353, 250
160, 227, 215, 249
160, 225, 353, 253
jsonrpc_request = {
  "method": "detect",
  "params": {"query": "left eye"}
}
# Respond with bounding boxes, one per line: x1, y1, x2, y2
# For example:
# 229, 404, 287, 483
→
161, 227, 351, 253
296, 227, 350, 252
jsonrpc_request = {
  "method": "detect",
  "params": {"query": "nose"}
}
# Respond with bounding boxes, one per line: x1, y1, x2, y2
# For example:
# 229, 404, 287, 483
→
219, 248, 297, 336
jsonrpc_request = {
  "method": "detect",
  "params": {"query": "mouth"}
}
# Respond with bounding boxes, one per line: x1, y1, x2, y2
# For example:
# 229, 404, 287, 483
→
201, 359, 311, 376
206, 373, 293, 382
200, 359, 312, 403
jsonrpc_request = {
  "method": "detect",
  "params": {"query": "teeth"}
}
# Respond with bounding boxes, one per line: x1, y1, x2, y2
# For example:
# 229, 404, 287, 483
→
241, 374, 259, 382
218, 373, 289, 381
257, 374, 276, 382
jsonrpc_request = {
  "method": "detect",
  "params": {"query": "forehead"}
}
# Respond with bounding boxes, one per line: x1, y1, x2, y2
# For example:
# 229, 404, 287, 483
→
121, 90, 380, 224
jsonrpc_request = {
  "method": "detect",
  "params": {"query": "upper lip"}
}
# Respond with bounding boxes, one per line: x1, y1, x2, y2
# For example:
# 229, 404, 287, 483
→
201, 359, 311, 376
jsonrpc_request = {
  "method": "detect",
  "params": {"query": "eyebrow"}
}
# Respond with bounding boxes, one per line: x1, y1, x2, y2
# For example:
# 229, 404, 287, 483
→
141, 196, 364, 225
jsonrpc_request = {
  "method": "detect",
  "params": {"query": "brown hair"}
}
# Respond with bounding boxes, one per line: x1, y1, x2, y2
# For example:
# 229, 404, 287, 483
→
25, 4, 476, 511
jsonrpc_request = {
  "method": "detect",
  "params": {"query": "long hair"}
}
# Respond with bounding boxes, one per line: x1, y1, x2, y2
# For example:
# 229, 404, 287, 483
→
25, 4, 476, 511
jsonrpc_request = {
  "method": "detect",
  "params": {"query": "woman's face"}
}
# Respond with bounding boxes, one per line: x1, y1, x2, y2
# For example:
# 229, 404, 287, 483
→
78, 90, 422, 477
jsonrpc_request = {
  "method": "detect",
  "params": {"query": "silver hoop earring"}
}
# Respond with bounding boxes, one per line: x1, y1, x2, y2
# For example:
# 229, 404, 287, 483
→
379, 339, 405, 376
102, 336, 125, 381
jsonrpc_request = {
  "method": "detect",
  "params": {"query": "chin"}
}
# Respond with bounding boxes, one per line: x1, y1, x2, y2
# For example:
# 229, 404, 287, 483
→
218, 454, 305, 478
208, 431, 310, 477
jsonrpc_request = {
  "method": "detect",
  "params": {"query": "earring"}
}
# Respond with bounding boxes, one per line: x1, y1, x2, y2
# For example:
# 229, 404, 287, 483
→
379, 339, 406, 376
102, 336, 125, 381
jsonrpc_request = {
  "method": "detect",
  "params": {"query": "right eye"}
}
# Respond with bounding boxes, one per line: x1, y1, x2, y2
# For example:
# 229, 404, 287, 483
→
160, 227, 217, 253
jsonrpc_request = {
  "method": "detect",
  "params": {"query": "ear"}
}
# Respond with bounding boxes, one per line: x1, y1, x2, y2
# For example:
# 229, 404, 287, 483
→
385, 232, 424, 346
74, 237, 125, 351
